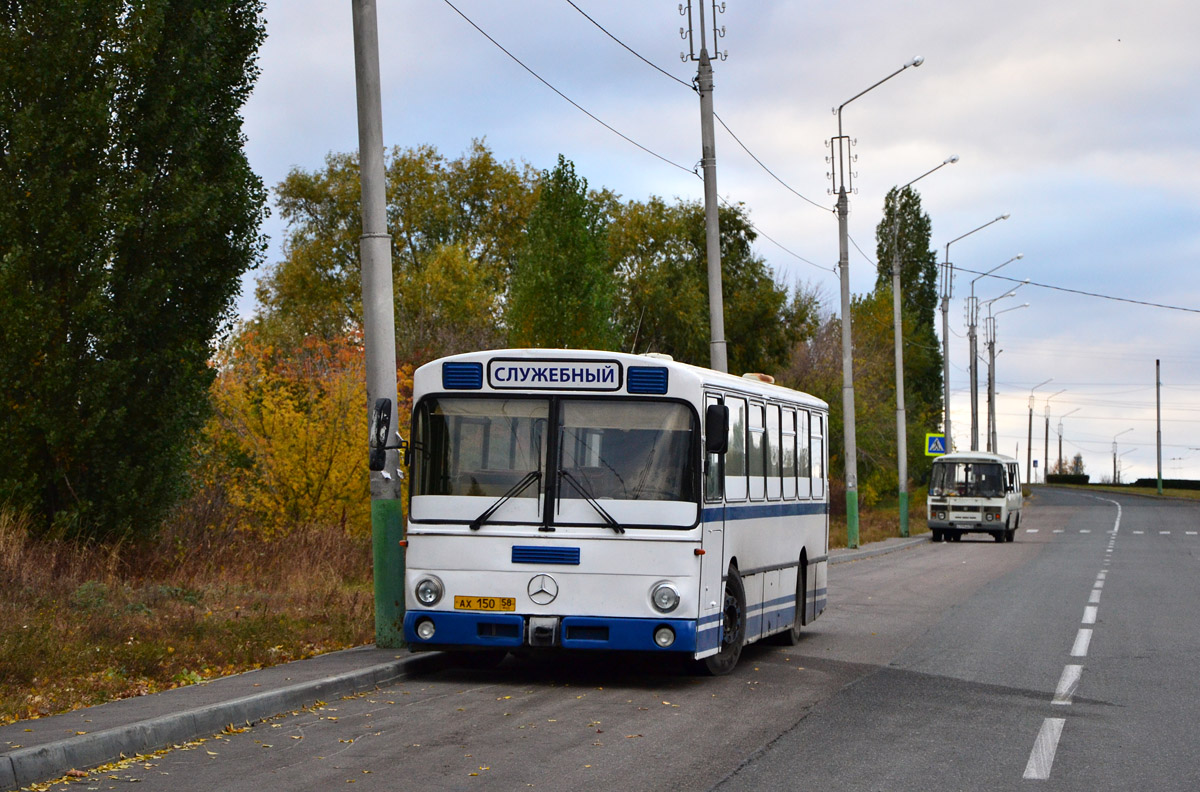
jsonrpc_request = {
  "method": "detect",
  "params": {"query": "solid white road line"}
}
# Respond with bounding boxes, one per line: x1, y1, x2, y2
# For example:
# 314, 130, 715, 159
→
1071, 628, 1093, 657
1052, 664, 1084, 705
1023, 718, 1067, 780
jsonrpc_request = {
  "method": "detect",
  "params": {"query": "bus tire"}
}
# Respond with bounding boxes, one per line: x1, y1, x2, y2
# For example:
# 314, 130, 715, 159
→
780, 563, 805, 646
703, 569, 746, 676
992, 530, 1005, 543
932, 529, 943, 542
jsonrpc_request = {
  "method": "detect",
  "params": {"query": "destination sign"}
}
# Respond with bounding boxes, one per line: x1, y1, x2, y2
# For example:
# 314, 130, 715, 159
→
487, 358, 622, 391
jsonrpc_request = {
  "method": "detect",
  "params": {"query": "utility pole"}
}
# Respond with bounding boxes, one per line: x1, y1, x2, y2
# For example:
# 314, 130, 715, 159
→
827, 56, 922, 548
888, 157, 957, 537
352, 0, 404, 648
940, 214, 1009, 453
1157, 359, 1163, 494
681, 1, 727, 372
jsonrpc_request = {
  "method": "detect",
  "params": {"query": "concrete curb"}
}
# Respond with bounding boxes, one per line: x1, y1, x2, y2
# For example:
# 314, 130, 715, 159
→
830, 534, 930, 565
1, 653, 442, 791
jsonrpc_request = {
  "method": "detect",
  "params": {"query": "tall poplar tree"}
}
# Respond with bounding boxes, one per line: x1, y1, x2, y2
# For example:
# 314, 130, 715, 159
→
506, 155, 617, 350
0, 0, 268, 539
873, 185, 943, 484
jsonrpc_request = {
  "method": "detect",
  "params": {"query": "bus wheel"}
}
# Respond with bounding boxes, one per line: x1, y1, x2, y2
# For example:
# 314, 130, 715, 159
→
932, 530, 943, 543
992, 530, 1005, 543
780, 564, 805, 646
703, 569, 746, 675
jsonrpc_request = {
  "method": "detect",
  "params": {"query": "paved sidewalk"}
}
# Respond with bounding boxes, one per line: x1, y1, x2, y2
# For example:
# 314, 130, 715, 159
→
1, 646, 441, 790
2, 534, 928, 790
830, 532, 929, 564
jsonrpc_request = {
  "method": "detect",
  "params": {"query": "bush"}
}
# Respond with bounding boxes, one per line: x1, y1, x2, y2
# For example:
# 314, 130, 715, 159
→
1046, 474, 1090, 485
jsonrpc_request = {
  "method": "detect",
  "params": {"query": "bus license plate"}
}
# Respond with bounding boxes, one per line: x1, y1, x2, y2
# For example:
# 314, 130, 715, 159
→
454, 596, 516, 612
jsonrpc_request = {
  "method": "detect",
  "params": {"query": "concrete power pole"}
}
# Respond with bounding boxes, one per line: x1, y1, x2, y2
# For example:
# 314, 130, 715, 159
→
352, 0, 404, 648
681, 1, 728, 373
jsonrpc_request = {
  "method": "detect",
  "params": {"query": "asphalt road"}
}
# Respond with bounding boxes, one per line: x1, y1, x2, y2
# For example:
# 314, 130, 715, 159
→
74, 489, 1200, 791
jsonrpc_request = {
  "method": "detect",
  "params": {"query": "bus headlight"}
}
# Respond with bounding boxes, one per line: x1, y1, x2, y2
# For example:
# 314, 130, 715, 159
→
651, 582, 680, 613
415, 576, 444, 607
415, 618, 436, 640
654, 626, 676, 647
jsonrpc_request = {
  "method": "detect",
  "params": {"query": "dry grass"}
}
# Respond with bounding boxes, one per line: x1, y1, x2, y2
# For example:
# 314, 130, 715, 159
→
0, 504, 374, 725
828, 492, 929, 549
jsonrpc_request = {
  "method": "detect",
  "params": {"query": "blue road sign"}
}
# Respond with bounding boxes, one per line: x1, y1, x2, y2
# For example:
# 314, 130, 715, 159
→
925, 433, 947, 456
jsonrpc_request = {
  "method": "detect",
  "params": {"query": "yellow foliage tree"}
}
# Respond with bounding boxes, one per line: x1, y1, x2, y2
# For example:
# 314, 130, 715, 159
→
199, 331, 411, 539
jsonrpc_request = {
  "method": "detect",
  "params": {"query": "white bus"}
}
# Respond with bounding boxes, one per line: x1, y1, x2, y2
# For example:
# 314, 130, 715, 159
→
382, 349, 830, 674
926, 451, 1023, 543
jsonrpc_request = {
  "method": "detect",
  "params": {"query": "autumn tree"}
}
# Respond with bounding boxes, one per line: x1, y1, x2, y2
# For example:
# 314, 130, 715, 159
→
256, 141, 535, 363
506, 155, 618, 349
0, 0, 268, 539
198, 332, 394, 538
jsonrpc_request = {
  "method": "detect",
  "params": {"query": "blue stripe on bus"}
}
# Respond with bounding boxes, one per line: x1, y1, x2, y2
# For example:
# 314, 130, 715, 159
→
701, 501, 828, 522
403, 611, 699, 653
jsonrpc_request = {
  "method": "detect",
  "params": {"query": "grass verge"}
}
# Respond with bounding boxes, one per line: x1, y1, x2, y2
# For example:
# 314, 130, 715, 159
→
0, 507, 373, 725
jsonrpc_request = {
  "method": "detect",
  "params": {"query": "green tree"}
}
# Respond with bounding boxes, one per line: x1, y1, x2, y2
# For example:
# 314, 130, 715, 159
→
506, 155, 617, 349
610, 198, 816, 374
872, 186, 944, 485
0, 0, 268, 539
257, 141, 535, 362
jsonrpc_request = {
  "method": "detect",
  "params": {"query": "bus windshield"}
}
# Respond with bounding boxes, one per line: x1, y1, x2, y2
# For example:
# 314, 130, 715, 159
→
930, 461, 1005, 498
558, 400, 696, 502
411, 397, 699, 525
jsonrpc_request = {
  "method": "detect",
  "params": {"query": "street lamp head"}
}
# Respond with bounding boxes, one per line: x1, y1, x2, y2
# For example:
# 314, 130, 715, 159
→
946, 154, 960, 164
908, 55, 925, 68
1015, 253, 1024, 260
999, 213, 1011, 221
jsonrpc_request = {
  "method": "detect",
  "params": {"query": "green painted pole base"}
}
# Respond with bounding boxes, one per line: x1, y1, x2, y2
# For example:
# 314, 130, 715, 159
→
846, 489, 860, 549
899, 491, 909, 538
372, 497, 406, 648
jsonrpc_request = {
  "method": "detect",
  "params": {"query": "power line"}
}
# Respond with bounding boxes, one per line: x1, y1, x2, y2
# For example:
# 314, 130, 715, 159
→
958, 268, 1200, 314
564, 0, 832, 214
442, 0, 697, 177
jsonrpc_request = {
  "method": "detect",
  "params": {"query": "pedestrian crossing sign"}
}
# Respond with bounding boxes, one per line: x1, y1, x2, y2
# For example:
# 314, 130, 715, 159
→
925, 433, 947, 456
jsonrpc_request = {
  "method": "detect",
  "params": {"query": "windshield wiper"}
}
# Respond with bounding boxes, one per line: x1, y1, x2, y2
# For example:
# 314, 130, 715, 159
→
469, 470, 541, 531
558, 470, 624, 534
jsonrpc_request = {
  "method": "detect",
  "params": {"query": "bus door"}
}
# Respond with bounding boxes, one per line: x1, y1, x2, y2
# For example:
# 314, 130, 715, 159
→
699, 393, 728, 652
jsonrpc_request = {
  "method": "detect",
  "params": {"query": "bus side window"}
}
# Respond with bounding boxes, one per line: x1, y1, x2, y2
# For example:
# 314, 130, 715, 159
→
797, 410, 812, 498
705, 394, 723, 502
812, 414, 826, 498
725, 397, 748, 501
781, 408, 797, 500
748, 403, 766, 500
766, 404, 781, 500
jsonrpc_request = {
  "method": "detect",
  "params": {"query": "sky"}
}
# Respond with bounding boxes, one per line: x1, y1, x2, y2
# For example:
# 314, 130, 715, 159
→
238, 0, 1200, 484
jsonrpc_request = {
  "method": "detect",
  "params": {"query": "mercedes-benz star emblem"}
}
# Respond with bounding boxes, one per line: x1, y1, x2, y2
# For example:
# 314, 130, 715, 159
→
527, 574, 558, 605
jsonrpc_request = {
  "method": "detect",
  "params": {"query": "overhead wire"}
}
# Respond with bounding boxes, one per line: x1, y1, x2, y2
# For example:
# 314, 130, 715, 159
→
563, 0, 835, 214
956, 267, 1200, 314
441, 0, 697, 177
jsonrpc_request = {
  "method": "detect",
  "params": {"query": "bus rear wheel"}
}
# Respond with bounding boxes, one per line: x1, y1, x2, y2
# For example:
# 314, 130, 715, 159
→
702, 569, 746, 676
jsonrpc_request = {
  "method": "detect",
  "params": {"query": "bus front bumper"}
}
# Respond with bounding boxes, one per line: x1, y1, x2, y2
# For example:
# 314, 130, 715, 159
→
403, 611, 698, 653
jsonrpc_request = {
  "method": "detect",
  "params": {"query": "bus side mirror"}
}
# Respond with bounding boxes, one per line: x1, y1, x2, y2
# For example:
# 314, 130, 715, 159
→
705, 404, 729, 454
368, 398, 392, 472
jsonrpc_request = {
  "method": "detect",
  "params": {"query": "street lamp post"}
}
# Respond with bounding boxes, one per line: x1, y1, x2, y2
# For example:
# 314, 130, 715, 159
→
1057, 407, 1081, 473
967, 254, 1022, 451
829, 55, 923, 549
940, 214, 1010, 453
985, 300, 1028, 452
1113, 428, 1134, 484
1043, 389, 1066, 484
890, 155, 958, 538
1026, 378, 1052, 483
